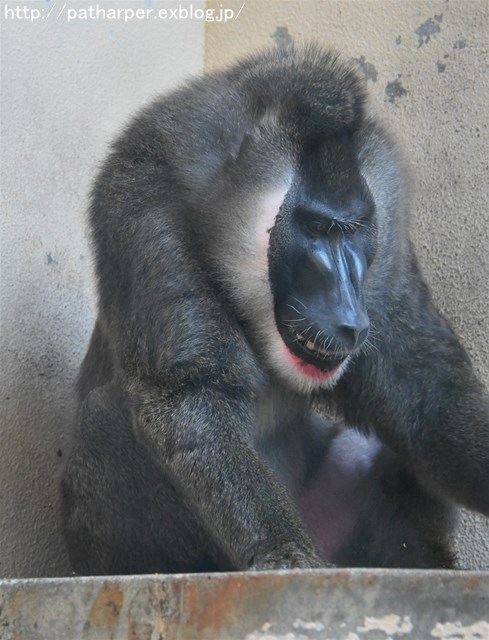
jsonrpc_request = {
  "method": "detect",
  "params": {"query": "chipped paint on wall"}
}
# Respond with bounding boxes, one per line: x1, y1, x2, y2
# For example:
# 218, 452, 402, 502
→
271, 26, 293, 48
385, 77, 407, 103
46, 252, 58, 267
415, 14, 443, 47
354, 55, 378, 82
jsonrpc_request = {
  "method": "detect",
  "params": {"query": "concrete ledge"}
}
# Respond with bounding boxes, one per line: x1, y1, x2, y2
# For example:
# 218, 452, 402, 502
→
1, 569, 488, 640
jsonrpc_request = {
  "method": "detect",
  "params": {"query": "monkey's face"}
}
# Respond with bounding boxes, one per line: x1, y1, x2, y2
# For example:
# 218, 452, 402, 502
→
214, 128, 378, 393
266, 137, 376, 391
270, 198, 374, 387
224, 133, 376, 392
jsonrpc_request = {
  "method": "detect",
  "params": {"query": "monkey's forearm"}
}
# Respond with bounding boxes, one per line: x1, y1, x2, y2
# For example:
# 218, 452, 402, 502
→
134, 385, 324, 570
413, 380, 489, 515
337, 304, 489, 515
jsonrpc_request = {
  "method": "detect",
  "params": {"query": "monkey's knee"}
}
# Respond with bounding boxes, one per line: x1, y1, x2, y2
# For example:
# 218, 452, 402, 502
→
336, 467, 457, 569
297, 427, 456, 568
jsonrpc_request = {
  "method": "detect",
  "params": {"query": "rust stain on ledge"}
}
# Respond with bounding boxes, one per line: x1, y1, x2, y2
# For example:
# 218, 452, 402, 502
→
0, 569, 488, 640
87, 581, 124, 628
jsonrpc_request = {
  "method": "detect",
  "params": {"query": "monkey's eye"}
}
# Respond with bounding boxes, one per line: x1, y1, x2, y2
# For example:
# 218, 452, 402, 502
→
305, 220, 329, 236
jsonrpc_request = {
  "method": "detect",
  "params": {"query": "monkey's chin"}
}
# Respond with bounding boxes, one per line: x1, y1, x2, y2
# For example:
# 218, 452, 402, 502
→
274, 337, 349, 391
286, 351, 343, 382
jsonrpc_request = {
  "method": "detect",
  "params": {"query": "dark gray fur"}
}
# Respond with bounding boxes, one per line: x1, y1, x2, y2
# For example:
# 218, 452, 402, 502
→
61, 46, 489, 574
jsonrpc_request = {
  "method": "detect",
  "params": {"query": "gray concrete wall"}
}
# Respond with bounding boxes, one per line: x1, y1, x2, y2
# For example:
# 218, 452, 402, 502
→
204, 0, 489, 569
0, 1, 204, 578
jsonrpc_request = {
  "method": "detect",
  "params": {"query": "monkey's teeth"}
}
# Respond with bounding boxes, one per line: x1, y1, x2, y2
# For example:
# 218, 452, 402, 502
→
306, 340, 328, 355
294, 333, 331, 357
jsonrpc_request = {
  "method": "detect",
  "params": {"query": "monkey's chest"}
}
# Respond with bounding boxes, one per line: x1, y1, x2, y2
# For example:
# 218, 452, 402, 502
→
253, 386, 311, 493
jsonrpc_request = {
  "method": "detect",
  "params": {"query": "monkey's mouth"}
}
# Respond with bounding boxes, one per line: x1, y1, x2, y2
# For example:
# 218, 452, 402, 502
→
282, 330, 348, 375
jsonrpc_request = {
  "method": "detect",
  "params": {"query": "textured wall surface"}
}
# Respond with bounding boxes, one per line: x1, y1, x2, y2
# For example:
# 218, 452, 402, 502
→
0, 1, 204, 578
205, 0, 489, 569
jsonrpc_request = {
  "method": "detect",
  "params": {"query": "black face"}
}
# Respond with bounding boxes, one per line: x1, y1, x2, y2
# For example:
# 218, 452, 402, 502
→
268, 136, 376, 374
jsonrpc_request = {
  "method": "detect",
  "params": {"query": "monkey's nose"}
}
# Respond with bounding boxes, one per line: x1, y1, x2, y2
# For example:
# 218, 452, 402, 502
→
336, 321, 369, 351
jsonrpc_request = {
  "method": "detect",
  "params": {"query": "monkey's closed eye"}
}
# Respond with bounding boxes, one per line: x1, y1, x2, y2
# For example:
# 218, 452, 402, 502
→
305, 220, 329, 236
305, 218, 363, 238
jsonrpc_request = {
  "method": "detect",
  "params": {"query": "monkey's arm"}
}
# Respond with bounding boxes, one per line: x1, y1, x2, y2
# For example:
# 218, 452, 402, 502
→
334, 254, 489, 516
92, 186, 323, 570
132, 377, 323, 570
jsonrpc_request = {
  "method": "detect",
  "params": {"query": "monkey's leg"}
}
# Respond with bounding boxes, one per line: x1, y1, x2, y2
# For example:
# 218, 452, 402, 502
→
297, 425, 455, 568
334, 454, 456, 569
334, 252, 489, 516
61, 385, 228, 575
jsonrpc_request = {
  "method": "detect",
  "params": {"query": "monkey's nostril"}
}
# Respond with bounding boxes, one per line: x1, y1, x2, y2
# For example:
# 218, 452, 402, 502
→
338, 323, 369, 349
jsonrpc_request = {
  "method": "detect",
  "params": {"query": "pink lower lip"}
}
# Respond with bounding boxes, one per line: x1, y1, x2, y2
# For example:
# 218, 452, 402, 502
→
282, 342, 341, 381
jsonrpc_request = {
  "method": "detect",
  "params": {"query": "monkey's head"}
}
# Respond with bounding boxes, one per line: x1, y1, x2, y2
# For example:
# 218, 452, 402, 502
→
183, 47, 404, 393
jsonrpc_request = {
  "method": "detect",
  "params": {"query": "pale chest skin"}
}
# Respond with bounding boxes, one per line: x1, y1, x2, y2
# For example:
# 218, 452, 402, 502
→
254, 380, 383, 560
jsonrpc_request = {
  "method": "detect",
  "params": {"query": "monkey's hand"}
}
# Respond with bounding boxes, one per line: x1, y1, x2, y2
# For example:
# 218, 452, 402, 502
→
248, 541, 326, 570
